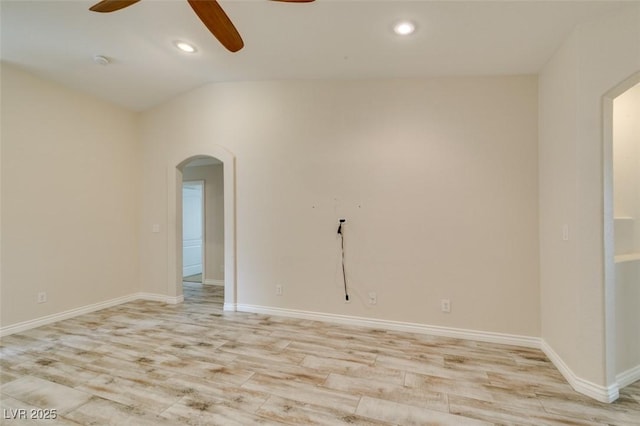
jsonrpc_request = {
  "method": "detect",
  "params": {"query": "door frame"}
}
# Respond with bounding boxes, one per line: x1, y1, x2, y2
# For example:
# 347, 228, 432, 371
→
182, 179, 205, 281
602, 71, 640, 392
167, 146, 236, 310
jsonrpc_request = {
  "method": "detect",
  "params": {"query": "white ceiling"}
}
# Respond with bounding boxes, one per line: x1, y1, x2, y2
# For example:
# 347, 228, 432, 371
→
1, 0, 632, 111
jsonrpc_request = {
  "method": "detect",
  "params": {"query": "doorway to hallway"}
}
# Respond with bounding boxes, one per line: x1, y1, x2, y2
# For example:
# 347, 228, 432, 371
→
179, 156, 226, 305
168, 148, 236, 311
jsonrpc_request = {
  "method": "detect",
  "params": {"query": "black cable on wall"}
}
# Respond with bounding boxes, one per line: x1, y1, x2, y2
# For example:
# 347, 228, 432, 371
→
337, 219, 349, 301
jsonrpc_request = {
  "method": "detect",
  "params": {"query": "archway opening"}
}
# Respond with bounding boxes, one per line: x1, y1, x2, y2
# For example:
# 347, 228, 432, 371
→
168, 149, 236, 310
180, 158, 225, 308
603, 72, 640, 392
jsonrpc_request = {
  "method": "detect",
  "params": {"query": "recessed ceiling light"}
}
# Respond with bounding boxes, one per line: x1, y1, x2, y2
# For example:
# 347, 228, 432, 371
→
394, 21, 416, 36
174, 41, 197, 53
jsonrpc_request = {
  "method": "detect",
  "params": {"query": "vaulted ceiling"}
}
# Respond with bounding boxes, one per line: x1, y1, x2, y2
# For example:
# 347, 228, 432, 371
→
0, 1, 631, 111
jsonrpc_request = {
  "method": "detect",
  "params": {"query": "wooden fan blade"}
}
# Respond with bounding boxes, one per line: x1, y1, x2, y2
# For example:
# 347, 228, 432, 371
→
89, 0, 141, 13
187, 0, 244, 53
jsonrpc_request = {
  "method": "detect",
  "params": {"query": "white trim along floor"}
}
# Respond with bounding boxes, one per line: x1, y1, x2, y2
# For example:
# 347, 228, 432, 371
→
1, 283, 639, 425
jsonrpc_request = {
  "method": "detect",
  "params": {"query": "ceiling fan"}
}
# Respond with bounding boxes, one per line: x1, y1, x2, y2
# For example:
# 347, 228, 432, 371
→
89, 0, 315, 53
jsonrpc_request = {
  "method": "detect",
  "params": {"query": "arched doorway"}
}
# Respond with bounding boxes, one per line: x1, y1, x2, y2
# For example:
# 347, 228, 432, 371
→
603, 71, 640, 393
167, 148, 236, 310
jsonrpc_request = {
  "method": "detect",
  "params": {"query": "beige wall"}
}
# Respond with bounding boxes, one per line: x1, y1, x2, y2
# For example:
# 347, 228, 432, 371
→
539, 3, 640, 392
183, 163, 225, 283
139, 75, 540, 337
0, 63, 140, 327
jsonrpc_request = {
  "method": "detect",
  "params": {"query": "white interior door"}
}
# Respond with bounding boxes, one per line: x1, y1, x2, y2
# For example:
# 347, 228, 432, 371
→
183, 181, 204, 278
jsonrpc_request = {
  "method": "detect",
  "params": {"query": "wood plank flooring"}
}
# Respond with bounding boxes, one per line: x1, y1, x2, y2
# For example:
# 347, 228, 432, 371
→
1, 283, 639, 425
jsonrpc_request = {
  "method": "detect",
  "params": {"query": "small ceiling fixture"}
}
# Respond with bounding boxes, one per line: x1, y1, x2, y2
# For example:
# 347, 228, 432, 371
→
93, 55, 110, 66
174, 41, 197, 53
394, 21, 416, 36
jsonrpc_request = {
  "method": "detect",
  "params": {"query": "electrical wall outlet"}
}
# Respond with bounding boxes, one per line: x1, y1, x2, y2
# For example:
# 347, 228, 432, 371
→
276, 285, 283, 296
37, 292, 47, 304
441, 299, 451, 313
368, 292, 377, 305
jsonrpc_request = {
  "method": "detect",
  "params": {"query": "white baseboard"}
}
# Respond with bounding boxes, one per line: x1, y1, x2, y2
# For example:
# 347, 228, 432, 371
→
137, 292, 184, 305
236, 304, 629, 403
0, 292, 183, 337
0, 294, 137, 337
1, 295, 631, 404
236, 304, 540, 349
616, 364, 640, 389
540, 340, 619, 403
204, 279, 224, 286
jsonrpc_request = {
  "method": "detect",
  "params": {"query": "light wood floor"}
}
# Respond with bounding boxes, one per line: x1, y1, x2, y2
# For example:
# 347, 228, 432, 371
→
1, 283, 639, 425
183, 274, 202, 283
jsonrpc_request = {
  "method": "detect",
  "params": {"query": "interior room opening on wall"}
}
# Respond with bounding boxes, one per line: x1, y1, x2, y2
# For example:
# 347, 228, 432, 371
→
611, 79, 640, 389
181, 157, 225, 305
